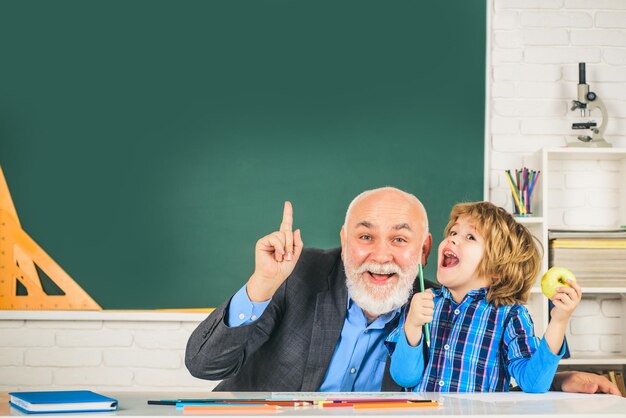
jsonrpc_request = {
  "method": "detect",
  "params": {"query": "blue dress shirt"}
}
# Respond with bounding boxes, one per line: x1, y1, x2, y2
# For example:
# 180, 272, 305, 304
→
226, 285, 271, 326
227, 284, 400, 391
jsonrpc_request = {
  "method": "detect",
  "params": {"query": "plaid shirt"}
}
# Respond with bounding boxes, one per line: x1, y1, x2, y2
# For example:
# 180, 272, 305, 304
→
387, 287, 564, 392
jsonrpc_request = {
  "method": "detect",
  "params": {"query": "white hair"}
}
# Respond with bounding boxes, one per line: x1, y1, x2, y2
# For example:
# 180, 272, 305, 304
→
343, 186, 429, 234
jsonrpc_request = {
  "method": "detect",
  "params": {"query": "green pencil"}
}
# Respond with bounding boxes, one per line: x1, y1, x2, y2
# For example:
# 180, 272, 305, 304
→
418, 263, 430, 346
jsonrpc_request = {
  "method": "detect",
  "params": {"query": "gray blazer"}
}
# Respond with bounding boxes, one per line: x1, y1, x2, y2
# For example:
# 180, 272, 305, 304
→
185, 247, 434, 391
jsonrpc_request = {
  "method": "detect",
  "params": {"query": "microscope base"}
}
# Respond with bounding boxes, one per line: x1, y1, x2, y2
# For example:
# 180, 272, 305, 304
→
567, 138, 612, 148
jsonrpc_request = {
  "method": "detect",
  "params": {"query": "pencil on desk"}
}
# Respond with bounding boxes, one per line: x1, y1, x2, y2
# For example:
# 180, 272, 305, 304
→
183, 409, 279, 415
327, 398, 429, 403
183, 405, 281, 411
321, 402, 354, 408
353, 401, 439, 409
323, 399, 437, 408
177, 400, 310, 407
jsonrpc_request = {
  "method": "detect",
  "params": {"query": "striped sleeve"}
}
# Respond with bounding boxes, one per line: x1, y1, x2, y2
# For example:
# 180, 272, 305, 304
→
502, 305, 564, 393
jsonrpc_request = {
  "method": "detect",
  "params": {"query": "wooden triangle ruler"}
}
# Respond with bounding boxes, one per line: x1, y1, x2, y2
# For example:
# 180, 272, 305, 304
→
0, 166, 101, 310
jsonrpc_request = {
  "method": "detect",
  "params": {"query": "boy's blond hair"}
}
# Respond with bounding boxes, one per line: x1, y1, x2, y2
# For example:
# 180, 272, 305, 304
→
444, 201, 542, 307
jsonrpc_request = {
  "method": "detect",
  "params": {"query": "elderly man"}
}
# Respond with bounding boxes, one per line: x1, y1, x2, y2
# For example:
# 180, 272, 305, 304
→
185, 187, 619, 394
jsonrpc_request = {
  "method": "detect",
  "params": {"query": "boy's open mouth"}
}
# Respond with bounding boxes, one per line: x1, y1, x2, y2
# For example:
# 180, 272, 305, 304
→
442, 249, 459, 268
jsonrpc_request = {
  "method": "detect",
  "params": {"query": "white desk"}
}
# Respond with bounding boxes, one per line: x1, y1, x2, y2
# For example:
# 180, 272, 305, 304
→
2, 392, 625, 418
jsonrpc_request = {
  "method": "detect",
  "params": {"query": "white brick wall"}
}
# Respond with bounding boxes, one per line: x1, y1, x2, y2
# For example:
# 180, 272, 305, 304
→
488, 0, 626, 363
489, 0, 626, 213
567, 295, 625, 358
0, 313, 218, 392
487, 0, 626, 246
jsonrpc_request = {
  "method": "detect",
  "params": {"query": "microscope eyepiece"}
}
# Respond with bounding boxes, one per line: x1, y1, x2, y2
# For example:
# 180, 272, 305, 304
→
579, 62, 586, 85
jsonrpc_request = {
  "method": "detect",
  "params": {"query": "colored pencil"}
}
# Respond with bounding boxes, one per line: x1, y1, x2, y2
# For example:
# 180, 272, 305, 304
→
177, 400, 310, 407
353, 401, 439, 409
183, 409, 278, 415
321, 402, 354, 408
327, 398, 430, 403
180, 403, 267, 408
418, 262, 430, 345
323, 399, 436, 408
505, 170, 525, 215
149, 398, 268, 405
183, 405, 281, 411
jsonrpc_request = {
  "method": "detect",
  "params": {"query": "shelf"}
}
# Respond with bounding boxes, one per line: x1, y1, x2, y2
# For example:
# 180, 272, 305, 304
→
561, 355, 626, 366
575, 279, 626, 293
514, 216, 544, 225
578, 287, 626, 294
501, 147, 626, 371
545, 147, 626, 160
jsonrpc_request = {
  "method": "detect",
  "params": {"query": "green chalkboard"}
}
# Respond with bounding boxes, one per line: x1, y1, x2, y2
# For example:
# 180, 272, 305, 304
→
0, 0, 485, 309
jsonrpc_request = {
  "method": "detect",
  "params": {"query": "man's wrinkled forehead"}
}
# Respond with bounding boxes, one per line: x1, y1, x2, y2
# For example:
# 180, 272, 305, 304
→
354, 220, 413, 232
344, 187, 429, 234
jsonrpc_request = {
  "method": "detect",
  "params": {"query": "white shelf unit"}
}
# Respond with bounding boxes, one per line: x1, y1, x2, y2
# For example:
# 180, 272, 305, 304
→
518, 148, 626, 369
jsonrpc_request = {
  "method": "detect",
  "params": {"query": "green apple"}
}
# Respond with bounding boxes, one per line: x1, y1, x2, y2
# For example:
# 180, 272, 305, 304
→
541, 266, 577, 299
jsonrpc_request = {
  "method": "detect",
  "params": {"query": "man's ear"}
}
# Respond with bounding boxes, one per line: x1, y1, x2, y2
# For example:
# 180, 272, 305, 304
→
421, 233, 433, 266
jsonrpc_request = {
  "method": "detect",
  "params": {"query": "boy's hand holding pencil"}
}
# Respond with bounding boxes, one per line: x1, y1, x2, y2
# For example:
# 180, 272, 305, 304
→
404, 290, 434, 347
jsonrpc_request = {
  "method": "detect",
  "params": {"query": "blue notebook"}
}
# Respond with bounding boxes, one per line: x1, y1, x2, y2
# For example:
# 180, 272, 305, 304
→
8, 390, 118, 414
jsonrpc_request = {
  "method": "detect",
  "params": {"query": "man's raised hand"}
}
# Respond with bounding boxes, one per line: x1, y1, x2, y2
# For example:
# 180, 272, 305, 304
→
246, 201, 304, 302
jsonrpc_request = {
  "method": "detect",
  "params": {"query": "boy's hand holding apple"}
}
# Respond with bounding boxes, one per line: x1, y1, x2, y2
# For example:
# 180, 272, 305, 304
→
541, 266, 582, 322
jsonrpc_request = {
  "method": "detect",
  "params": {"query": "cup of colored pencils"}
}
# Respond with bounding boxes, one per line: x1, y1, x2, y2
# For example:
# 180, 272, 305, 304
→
505, 168, 539, 216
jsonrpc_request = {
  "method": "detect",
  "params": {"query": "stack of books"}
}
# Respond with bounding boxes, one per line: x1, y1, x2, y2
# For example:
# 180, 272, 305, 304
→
549, 229, 626, 285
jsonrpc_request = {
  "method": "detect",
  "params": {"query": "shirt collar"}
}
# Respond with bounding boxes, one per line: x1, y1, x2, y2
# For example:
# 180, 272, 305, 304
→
439, 286, 488, 303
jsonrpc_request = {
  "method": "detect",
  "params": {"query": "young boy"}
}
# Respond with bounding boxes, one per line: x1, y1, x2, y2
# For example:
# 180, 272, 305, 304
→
388, 202, 581, 392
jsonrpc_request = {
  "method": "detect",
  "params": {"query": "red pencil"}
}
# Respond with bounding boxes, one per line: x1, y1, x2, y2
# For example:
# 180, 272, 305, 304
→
321, 402, 354, 408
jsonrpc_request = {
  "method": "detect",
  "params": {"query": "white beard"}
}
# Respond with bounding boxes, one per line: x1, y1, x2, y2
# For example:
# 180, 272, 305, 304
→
343, 250, 419, 317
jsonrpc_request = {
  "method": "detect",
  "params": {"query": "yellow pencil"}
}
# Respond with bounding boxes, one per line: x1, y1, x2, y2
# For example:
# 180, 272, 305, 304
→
505, 171, 525, 215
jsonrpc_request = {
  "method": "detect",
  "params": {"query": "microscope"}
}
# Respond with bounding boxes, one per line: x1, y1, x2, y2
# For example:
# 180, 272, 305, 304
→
569, 62, 611, 147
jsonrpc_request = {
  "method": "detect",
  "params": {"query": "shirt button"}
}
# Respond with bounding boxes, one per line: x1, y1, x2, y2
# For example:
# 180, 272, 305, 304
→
444, 344, 450, 350
439, 380, 445, 387
238, 313, 245, 320
454, 309, 460, 315
364, 329, 369, 334
350, 367, 356, 374
251, 315, 257, 321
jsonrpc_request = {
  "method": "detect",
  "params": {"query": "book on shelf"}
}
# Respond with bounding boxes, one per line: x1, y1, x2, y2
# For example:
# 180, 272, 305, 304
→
548, 229, 626, 285
549, 228, 626, 239
602, 370, 626, 398
551, 240, 626, 249
8, 390, 118, 414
